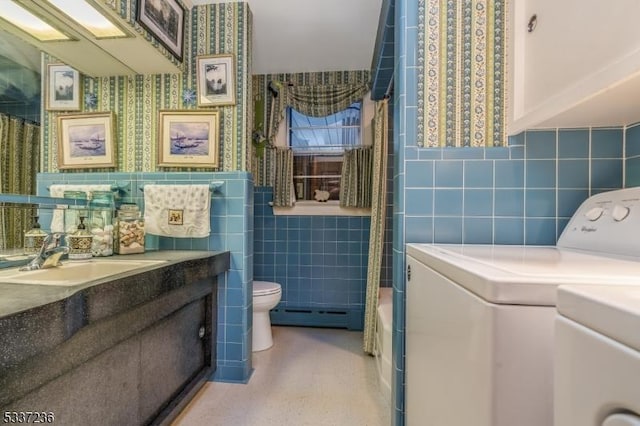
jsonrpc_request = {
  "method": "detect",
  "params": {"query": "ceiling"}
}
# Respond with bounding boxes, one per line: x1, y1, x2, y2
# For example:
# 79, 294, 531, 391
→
191, 0, 383, 75
0, 0, 383, 79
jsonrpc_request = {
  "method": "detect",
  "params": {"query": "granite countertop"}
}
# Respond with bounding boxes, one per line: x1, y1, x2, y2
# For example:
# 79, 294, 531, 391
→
0, 250, 228, 319
0, 250, 230, 411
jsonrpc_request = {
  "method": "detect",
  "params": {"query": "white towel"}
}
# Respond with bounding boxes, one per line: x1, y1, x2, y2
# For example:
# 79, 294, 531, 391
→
143, 184, 211, 238
49, 184, 112, 233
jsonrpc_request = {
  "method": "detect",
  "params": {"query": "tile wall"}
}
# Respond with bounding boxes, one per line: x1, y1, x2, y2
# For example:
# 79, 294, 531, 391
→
36, 171, 254, 383
403, 128, 624, 247
392, 2, 626, 424
254, 188, 370, 327
381, 97, 395, 289
0, 63, 40, 124
626, 122, 640, 186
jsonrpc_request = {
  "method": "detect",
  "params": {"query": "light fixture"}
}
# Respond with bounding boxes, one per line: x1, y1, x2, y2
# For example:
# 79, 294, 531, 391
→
0, 1, 69, 41
45, 0, 127, 39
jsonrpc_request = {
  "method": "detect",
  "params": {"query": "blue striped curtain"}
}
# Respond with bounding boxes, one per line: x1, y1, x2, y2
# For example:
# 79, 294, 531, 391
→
339, 146, 373, 208
0, 114, 40, 249
363, 100, 388, 354
267, 82, 370, 144
270, 147, 295, 207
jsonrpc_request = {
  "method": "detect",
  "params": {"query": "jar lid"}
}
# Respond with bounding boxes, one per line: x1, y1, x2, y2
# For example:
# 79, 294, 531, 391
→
89, 191, 115, 208
63, 190, 87, 199
119, 204, 139, 211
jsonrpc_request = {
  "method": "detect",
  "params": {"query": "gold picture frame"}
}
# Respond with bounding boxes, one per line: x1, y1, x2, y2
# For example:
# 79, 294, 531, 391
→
196, 54, 236, 107
57, 112, 116, 169
46, 64, 81, 111
158, 110, 220, 168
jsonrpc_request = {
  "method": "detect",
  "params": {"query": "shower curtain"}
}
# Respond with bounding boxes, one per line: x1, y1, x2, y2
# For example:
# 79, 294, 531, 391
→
0, 114, 40, 249
363, 100, 389, 354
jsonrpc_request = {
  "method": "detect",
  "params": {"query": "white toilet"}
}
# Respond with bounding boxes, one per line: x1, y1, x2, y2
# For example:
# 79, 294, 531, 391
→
252, 281, 282, 352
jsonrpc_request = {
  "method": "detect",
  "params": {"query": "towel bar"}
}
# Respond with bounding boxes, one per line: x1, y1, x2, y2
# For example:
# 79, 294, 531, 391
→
138, 181, 224, 193
46, 182, 130, 192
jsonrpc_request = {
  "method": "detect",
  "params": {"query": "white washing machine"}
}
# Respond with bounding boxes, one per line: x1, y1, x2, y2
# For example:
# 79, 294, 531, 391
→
555, 284, 640, 426
406, 187, 640, 426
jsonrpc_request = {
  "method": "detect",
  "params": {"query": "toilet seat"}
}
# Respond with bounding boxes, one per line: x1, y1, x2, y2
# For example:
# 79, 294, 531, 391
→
603, 413, 640, 426
253, 281, 281, 296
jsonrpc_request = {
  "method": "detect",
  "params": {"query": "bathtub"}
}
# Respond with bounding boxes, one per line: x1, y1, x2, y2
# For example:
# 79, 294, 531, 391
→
375, 287, 392, 401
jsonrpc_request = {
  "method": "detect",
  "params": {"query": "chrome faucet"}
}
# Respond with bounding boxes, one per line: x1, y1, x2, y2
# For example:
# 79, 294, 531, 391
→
19, 233, 70, 271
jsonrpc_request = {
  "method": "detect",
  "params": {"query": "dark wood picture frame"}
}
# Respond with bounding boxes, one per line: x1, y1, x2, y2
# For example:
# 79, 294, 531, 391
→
136, 0, 185, 62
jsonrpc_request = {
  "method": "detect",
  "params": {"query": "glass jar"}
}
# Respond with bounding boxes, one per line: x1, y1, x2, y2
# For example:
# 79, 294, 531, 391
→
114, 204, 145, 254
63, 190, 89, 234
67, 216, 93, 260
88, 191, 115, 257
24, 216, 47, 255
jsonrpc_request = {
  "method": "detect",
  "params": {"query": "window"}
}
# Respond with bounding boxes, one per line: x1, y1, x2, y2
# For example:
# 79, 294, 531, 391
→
288, 101, 362, 201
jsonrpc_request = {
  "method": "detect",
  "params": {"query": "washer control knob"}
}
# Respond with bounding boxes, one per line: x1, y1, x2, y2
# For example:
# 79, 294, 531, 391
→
585, 207, 604, 221
612, 205, 630, 222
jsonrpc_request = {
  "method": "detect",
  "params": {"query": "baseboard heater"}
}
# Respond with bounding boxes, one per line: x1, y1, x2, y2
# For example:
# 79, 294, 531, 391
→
270, 306, 363, 331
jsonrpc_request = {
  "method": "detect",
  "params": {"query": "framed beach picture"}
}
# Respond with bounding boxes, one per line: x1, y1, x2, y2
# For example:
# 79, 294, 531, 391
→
196, 54, 236, 106
57, 112, 116, 169
46, 64, 81, 111
158, 110, 220, 168
136, 0, 185, 61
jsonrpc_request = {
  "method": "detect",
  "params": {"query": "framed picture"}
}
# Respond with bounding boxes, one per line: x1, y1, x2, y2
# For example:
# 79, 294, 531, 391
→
158, 110, 220, 168
46, 64, 81, 111
196, 54, 236, 106
57, 112, 116, 169
136, 0, 185, 62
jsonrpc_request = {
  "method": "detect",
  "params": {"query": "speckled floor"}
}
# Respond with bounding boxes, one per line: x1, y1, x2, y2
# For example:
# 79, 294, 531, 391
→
172, 326, 391, 426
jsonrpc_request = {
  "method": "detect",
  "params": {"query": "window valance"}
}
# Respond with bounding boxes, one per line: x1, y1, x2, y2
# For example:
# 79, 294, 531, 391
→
266, 81, 371, 144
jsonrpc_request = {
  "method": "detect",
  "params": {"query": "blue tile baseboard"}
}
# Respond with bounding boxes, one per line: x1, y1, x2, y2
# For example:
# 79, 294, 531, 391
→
212, 363, 254, 384
270, 306, 364, 331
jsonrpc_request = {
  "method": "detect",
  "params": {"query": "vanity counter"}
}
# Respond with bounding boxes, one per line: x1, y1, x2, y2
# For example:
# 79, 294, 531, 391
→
0, 250, 230, 425
0, 250, 228, 318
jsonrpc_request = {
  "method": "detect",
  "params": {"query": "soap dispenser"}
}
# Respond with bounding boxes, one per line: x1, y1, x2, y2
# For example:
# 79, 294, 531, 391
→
67, 216, 93, 260
24, 216, 48, 255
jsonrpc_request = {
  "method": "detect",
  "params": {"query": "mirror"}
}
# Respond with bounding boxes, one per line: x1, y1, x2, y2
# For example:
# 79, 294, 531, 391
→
0, 30, 41, 117
0, 31, 42, 252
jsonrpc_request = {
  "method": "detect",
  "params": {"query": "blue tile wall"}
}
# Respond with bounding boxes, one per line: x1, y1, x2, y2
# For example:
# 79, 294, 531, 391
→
391, 126, 625, 424
389, 4, 627, 424
396, 128, 625, 248
381, 97, 396, 289
36, 171, 254, 384
253, 188, 371, 317
0, 63, 41, 124
391, 0, 413, 423
626, 123, 640, 186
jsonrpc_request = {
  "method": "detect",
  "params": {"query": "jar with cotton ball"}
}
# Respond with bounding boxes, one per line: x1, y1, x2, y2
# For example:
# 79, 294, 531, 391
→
88, 190, 115, 256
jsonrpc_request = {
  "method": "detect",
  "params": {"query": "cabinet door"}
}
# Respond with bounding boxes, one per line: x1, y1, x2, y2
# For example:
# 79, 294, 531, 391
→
508, 0, 640, 133
139, 297, 209, 423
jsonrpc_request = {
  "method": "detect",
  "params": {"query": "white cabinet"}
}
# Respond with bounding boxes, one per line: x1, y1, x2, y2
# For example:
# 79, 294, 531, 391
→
507, 0, 640, 134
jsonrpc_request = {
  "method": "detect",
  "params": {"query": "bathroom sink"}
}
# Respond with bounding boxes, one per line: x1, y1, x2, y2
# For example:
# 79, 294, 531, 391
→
0, 259, 167, 286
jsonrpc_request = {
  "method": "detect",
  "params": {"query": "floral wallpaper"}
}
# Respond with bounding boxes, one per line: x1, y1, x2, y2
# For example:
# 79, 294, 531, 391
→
418, 0, 507, 147
42, 1, 253, 173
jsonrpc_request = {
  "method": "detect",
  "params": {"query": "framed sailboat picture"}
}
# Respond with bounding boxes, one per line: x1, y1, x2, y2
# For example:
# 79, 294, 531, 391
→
158, 110, 220, 168
57, 112, 116, 169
